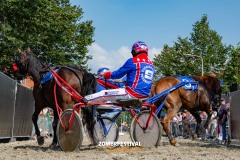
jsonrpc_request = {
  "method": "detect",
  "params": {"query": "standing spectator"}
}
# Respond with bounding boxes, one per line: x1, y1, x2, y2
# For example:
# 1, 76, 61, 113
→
177, 113, 183, 137
208, 111, 218, 139
186, 111, 196, 134
46, 108, 54, 137
200, 111, 208, 137
226, 103, 231, 144
171, 114, 179, 138
218, 98, 228, 144
182, 111, 193, 138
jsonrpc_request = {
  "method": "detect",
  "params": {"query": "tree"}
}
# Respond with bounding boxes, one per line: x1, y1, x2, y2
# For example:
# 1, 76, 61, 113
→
190, 15, 228, 73
154, 15, 228, 79
223, 44, 240, 92
0, 0, 94, 78
154, 37, 196, 76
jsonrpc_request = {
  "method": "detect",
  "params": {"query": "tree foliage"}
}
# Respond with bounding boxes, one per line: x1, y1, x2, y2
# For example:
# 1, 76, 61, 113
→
223, 44, 240, 92
153, 15, 237, 93
0, 0, 94, 78
154, 15, 229, 86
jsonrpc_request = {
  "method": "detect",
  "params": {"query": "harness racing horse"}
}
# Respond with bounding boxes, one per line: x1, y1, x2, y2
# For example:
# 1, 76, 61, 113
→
16, 48, 97, 148
152, 76, 221, 146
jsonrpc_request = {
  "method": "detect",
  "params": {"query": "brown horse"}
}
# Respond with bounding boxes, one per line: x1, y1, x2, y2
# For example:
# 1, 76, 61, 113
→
152, 76, 221, 145
15, 48, 97, 148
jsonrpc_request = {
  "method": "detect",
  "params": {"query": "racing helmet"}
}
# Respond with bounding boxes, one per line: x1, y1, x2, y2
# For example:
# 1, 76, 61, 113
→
131, 41, 148, 57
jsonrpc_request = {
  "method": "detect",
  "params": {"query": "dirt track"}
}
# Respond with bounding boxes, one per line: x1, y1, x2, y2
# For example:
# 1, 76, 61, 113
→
0, 132, 240, 160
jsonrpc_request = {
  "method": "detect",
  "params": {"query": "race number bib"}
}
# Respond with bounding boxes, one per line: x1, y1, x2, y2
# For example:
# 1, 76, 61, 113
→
141, 66, 155, 84
144, 70, 154, 80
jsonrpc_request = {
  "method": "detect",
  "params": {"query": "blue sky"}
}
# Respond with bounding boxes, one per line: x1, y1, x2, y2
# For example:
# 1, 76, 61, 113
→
70, 0, 240, 73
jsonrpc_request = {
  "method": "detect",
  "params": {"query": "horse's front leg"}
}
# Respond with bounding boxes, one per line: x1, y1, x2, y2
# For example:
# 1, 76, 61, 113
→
190, 112, 202, 139
204, 111, 213, 129
32, 111, 45, 145
161, 108, 178, 146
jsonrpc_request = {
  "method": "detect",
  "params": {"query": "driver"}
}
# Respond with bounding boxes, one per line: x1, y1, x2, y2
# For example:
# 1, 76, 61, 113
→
84, 41, 155, 102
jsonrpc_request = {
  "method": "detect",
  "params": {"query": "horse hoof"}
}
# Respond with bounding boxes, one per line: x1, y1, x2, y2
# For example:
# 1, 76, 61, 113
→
170, 138, 177, 146
175, 143, 180, 147
37, 136, 44, 146
192, 134, 198, 140
49, 143, 58, 150
157, 141, 163, 146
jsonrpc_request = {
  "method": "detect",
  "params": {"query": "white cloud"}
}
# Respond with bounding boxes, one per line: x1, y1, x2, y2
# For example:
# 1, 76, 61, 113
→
87, 43, 162, 73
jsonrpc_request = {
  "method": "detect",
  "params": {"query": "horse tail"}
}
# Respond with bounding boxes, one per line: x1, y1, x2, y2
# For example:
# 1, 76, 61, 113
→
149, 83, 156, 97
81, 70, 97, 144
82, 71, 97, 95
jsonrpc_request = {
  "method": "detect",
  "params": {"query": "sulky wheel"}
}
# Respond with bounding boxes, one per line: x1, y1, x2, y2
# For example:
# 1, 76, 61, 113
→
93, 117, 119, 144
129, 116, 137, 142
133, 110, 162, 147
57, 109, 83, 152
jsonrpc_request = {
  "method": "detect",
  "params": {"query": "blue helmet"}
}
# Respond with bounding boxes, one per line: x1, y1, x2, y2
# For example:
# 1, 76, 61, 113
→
97, 67, 109, 77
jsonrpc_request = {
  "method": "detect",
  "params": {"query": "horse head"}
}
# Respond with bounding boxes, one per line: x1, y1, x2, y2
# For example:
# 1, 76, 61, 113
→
193, 75, 222, 111
16, 48, 47, 83
16, 48, 31, 76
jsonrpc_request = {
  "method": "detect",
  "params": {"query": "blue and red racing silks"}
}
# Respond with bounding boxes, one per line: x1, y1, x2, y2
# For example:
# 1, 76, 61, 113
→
104, 53, 155, 98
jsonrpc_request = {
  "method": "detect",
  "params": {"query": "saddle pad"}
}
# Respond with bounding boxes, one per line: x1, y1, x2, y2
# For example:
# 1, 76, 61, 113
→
40, 69, 59, 84
176, 76, 198, 90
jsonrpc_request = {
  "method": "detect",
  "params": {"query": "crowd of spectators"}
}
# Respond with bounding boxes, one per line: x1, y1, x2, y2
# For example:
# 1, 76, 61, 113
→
169, 99, 230, 144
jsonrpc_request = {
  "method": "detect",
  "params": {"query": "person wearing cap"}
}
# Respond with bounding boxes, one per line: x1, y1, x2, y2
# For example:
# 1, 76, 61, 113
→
217, 98, 228, 144
84, 41, 155, 102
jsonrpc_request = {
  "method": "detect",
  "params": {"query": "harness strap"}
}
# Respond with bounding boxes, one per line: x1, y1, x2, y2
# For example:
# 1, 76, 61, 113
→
50, 70, 83, 102
155, 92, 170, 115
53, 83, 64, 129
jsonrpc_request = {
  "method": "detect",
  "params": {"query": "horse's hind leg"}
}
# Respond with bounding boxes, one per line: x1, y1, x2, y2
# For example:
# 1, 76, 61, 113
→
161, 108, 179, 146
83, 106, 96, 145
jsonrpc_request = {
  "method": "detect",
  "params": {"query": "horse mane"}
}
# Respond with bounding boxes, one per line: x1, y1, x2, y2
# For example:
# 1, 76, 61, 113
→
192, 75, 220, 94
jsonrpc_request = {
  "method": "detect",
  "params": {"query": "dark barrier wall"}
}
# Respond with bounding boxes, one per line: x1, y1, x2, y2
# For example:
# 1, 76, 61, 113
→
230, 90, 240, 139
13, 84, 34, 138
0, 73, 16, 138
0, 72, 34, 139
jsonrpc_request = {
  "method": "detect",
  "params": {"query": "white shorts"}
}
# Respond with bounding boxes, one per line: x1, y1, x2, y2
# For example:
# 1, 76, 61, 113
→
84, 88, 135, 102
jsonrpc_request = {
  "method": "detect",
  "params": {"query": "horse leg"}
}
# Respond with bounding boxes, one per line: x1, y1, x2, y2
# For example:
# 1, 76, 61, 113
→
190, 112, 202, 140
201, 110, 214, 140
161, 108, 178, 146
204, 110, 213, 129
32, 109, 45, 145
82, 106, 96, 145
32, 87, 46, 145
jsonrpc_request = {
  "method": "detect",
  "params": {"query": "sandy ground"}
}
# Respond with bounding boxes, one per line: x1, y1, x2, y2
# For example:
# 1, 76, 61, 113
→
0, 132, 240, 160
